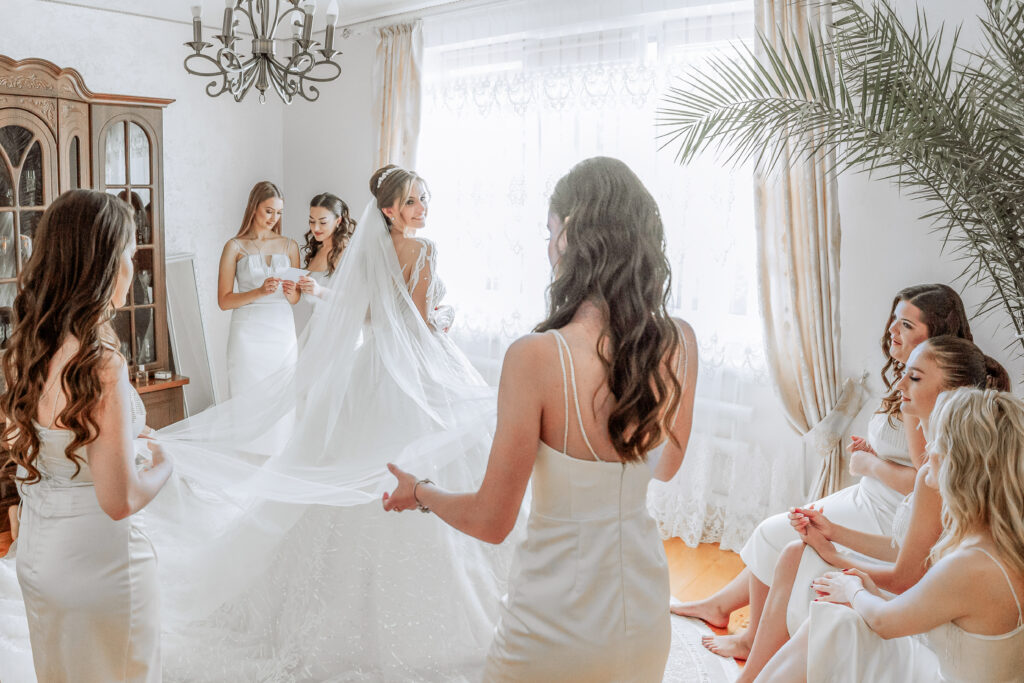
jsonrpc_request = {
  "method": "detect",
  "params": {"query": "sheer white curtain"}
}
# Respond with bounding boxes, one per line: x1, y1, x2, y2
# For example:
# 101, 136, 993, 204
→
418, 0, 803, 550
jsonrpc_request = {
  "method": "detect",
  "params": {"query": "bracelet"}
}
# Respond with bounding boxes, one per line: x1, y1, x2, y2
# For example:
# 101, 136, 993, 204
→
413, 478, 434, 513
849, 587, 866, 605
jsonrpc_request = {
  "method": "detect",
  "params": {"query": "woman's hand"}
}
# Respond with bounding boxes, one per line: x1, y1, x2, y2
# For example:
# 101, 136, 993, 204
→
812, 570, 865, 605
802, 525, 838, 563
382, 462, 419, 512
847, 436, 879, 477
281, 279, 297, 296
146, 440, 172, 472
297, 275, 321, 298
789, 504, 835, 539
258, 277, 281, 297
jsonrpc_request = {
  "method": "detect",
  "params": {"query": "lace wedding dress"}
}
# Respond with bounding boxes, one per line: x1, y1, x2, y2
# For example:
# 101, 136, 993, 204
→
0, 200, 513, 682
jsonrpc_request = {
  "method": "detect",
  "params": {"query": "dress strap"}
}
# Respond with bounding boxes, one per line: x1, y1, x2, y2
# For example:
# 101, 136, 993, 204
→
971, 546, 1024, 627
231, 237, 251, 255
550, 330, 601, 462
549, 332, 570, 455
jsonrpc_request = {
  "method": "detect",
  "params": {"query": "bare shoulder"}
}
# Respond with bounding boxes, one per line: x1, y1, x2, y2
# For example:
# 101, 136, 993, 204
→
500, 333, 555, 390
395, 237, 433, 269
671, 316, 697, 346
97, 348, 129, 386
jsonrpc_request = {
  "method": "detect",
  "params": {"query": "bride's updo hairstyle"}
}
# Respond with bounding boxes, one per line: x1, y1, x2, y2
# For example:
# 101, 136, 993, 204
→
879, 284, 972, 421
915, 335, 1010, 392
536, 156, 681, 463
928, 388, 1024, 579
1, 189, 134, 484
369, 164, 428, 229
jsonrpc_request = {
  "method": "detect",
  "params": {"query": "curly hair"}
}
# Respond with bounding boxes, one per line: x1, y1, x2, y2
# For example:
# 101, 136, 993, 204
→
879, 284, 972, 423
534, 157, 681, 463
930, 388, 1024, 579
1, 190, 134, 484
301, 193, 356, 276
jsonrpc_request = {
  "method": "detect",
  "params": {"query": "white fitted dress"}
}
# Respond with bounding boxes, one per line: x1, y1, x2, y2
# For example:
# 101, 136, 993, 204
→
484, 330, 672, 682
226, 240, 297, 397
15, 387, 160, 683
292, 270, 329, 335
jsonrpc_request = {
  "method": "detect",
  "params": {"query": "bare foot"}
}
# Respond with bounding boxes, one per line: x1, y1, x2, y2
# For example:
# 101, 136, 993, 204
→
701, 631, 752, 660
670, 598, 731, 629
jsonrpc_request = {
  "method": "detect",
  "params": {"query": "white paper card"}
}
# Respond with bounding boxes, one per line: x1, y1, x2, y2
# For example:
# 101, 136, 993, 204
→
273, 267, 310, 282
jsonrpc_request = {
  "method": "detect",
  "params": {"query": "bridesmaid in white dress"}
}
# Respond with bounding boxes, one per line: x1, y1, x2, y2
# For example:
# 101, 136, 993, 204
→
680, 284, 974, 659
732, 335, 1011, 681
0, 190, 173, 682
384, 157, 698, 682
758, 387, 1024, 683
217, 181, 300, 397
293, 192, 356, 333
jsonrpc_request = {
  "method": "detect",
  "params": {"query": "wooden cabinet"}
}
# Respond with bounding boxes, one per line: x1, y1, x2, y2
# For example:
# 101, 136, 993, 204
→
0, 57, 180, 532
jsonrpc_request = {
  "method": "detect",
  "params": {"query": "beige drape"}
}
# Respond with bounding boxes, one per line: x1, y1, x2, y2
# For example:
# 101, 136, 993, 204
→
755, 0, 863, 499
374, 21, 423, 170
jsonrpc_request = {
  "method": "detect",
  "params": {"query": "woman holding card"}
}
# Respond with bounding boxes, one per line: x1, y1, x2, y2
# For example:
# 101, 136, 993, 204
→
217, 181, 301, 397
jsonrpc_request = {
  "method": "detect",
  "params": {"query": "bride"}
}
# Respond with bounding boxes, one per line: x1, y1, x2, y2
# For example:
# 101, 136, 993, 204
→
0, 165, 516, 682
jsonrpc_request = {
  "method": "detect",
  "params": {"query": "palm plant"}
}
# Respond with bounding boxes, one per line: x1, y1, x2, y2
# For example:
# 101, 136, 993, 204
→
659, 0, 1024, 354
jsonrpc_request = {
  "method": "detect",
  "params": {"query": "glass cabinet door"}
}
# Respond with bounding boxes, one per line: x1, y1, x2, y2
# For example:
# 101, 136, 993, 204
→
0, 115, 56, 347
102, 117, 160, 367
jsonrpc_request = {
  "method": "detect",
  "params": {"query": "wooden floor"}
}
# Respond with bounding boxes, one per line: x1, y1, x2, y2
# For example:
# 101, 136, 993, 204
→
665, 538, 750, 636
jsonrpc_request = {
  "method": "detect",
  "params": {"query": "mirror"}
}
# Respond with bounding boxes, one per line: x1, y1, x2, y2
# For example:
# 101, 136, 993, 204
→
166, 253, 219, 414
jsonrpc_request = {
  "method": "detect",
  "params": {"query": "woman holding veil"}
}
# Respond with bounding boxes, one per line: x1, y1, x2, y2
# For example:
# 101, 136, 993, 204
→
0, 165, 513, 683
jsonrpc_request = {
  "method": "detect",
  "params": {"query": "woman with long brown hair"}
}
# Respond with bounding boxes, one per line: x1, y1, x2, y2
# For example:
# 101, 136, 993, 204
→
217, 181, 300, 397
384, 157, 698, 681
293, 192, 356, 332
0, 189, 173, 682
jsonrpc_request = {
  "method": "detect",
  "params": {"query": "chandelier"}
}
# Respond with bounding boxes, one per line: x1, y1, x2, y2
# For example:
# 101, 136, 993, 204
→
184, 0, 342, 104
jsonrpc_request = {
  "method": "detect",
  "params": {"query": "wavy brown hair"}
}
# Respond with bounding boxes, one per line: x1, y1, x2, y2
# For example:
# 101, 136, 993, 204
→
301, 193, 356, 276
879, 283, 972, 422
235, 180, 283, 237
535, 157, 681, 463
1, 190, 133, 484
369, 164, 429, 230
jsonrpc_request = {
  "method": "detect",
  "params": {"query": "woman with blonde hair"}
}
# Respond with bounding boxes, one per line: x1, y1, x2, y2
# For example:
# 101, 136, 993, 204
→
217, 181, 301, 397
0, 189, 173, 682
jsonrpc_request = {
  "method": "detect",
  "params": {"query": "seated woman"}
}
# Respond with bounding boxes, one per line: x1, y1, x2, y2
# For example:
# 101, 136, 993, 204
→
758, 386, 1024, 682
734, 336, 1010, 681
679, 284, 971, 659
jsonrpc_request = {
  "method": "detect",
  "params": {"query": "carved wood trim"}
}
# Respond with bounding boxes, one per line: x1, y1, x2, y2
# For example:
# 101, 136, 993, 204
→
0, 56, 174, 108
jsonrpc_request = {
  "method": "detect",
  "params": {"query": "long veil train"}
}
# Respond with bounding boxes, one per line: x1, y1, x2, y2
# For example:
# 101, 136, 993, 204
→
0, 199, 515, 682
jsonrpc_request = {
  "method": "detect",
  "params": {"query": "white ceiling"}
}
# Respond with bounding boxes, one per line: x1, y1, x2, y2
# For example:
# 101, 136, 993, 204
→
40, 0, 461, 30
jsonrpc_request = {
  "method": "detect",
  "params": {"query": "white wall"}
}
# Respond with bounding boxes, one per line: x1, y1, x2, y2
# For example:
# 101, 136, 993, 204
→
280, 31, 378, 247
838, 0, 1020, 425
1, 0, 287, 398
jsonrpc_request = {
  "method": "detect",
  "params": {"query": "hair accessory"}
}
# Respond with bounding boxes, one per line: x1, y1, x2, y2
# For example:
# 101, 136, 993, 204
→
376, 167, 400, 190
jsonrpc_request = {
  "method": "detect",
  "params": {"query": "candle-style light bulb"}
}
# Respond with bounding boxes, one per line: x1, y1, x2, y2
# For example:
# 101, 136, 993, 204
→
190, 5, 203, 43
224, 0, 235, 7
326, 0, 339, 24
